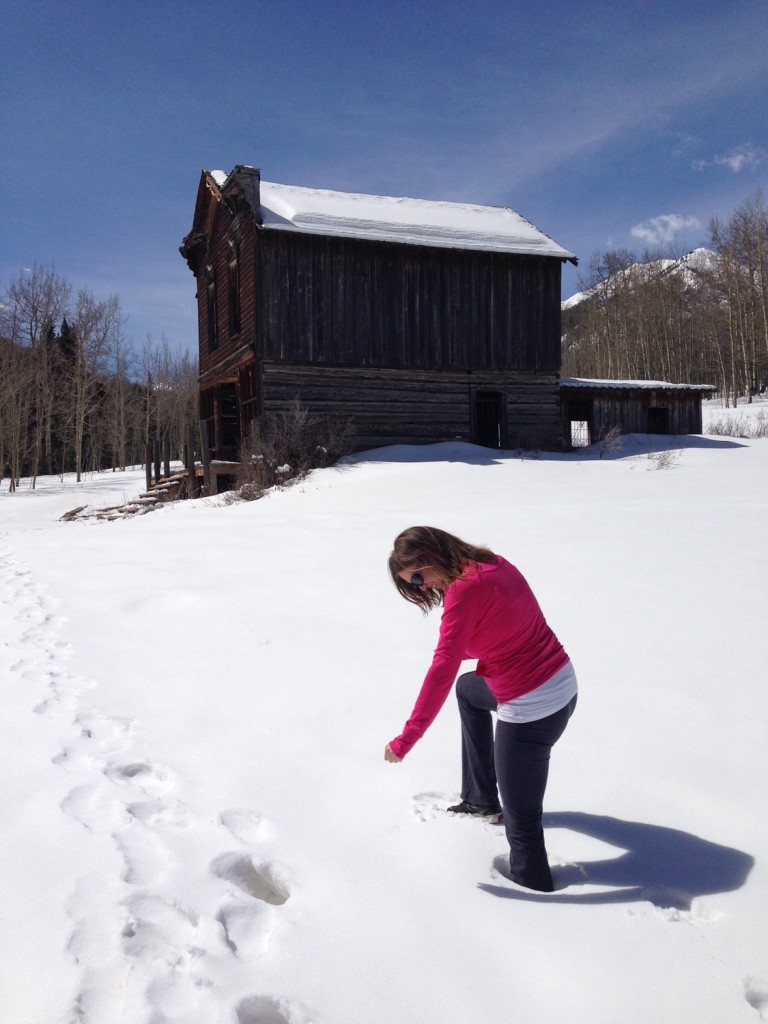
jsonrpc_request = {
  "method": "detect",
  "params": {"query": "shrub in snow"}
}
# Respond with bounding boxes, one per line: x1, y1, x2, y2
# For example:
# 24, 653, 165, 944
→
228, 399, 353, 502
707, 410, 768, 438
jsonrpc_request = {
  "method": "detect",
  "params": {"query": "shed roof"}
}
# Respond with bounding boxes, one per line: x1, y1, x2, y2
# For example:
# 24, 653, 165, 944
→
209, 169, 576, 261
560, 377, 716, 393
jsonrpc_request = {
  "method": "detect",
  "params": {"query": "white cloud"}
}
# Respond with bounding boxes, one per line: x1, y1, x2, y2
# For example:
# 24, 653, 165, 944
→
631, 213, 702, 246
693, 142, 767, 173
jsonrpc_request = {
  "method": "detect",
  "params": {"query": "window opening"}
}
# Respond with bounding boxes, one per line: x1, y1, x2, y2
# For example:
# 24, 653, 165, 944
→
228, 244, 241, 338
206, 267, 218, 352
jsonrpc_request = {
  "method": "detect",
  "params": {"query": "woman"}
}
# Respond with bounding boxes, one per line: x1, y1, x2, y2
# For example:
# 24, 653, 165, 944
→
384, 526, 577, 892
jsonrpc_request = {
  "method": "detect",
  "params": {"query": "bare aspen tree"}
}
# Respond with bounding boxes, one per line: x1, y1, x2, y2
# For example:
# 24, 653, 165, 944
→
66, 290, 121, 482
140, 335, 198, 464
0, 265, 71, 485
0, 339, 35, 491
103, 332, 138, 471
706, 191, 768, 402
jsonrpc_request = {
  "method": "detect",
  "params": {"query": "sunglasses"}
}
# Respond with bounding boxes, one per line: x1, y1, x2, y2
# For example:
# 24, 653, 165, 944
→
409, 571, 426, 587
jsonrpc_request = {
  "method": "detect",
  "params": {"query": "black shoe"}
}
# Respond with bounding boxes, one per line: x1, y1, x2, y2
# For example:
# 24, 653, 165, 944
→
447, 801, 503, 824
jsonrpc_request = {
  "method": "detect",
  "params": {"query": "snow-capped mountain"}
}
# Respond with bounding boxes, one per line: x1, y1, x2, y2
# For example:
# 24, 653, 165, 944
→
562, 247, 719, 310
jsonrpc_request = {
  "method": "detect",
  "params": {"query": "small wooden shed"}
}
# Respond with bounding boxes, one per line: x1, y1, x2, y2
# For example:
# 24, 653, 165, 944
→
560, 377, 717, 446
180, 166, 576, 458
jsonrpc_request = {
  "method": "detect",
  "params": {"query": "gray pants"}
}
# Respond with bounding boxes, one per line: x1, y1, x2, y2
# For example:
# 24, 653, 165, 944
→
456, 671, 577, 892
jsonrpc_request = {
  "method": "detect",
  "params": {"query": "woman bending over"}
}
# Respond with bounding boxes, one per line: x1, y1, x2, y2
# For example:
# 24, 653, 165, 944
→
385, 526, 577, 892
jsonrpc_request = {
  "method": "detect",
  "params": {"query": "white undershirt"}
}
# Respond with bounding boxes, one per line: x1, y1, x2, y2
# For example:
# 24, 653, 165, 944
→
496, 661, 578, 723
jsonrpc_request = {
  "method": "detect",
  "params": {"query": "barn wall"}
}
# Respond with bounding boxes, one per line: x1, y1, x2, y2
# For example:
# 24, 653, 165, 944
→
260, 362, 562, 451
253, 231, 563, 373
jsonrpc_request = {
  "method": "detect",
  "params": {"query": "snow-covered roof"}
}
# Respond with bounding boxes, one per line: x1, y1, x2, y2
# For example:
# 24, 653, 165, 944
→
208, 170, 575, 261
560, 377, 716, 392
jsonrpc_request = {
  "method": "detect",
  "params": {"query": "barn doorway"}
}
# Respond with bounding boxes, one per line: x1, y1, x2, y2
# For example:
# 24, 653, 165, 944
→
567, 398, 593, 448
648, 407, 670, 434
472, 390, 504, 449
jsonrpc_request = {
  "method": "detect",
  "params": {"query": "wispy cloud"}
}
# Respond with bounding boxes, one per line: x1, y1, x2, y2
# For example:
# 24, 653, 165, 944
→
631, 214, 702, 246
693, 143, 767, 173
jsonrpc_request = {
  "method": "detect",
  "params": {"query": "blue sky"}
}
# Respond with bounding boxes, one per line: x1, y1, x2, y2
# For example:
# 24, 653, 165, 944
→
2, 0, 766, 356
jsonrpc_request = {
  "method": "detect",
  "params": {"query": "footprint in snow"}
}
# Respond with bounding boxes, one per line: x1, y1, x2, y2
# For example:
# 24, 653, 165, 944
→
121, 891, 203, 965
53, 744, 101, 772
145, 972, 216, 1022
412, 791, 452, 821
127, 797, 192, 831
648, 892, 722, 924
61, 782, 132, 832
220, 808, 269, 845
236, 995, 315, 1024
115, 823, 175, 886
210, 852, 290, 906
744, 976, 768, 1021
104, 760, 175, 793
52, 707, 133, 770
74, 708, 135, 749
217, 899, 275, 960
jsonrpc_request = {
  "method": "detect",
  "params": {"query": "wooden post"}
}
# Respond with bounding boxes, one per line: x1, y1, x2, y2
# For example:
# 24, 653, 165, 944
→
145, 443, 152, 490
185, 426, 196, 483
199, 420, 211, 494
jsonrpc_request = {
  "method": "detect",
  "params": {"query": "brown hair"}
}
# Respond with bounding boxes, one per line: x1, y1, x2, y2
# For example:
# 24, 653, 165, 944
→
388, 526, 497, 612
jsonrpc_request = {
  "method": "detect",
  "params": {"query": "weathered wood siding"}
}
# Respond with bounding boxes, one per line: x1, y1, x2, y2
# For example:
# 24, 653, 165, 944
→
562, 387, 707, 438
261, 363, 561, 450
253, 231, 562, 372
195, 202, 259, 382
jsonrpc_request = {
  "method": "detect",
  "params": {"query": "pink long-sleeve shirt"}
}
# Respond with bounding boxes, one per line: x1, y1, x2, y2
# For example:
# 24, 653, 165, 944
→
389, 556, 569, 759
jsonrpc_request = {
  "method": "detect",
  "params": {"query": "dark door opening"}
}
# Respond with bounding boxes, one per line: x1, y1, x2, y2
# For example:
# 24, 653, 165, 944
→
648, 407, 670, 434
219, 382, 241, 461
473, 391, 504, 449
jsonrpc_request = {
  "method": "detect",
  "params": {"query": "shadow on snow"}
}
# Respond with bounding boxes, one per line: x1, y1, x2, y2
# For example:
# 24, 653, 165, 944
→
478, 811, 755, 908
344, 434, 746, 468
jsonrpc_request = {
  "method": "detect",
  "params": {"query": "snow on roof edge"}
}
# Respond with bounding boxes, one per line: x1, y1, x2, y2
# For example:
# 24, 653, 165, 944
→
560, 377, 717, 392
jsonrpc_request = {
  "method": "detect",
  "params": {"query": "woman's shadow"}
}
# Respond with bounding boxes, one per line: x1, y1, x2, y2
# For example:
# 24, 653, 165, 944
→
479, 811, 755, 908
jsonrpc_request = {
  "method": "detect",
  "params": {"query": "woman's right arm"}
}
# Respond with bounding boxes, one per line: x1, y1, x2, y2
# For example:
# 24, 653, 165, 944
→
386, 577, 483, 759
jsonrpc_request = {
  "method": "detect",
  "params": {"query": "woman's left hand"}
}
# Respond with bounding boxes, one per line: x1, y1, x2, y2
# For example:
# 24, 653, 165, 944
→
384, 743, 402, 763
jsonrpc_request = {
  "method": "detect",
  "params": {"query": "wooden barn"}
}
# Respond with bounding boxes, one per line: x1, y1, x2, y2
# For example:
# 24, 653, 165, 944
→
560, 377, 717, 447
180, 166, 576, 460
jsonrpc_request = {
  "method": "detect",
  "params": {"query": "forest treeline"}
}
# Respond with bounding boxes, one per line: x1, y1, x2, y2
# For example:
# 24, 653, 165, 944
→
0, 265, 197, 490
562, 190, 768, 404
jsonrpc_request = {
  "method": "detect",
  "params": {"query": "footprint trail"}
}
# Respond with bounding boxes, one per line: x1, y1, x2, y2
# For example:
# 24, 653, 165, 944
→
0, 538, 315, 1024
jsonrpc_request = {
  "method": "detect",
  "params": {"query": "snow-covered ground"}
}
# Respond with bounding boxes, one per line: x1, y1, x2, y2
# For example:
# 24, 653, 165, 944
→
1, 409, 767, 1024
